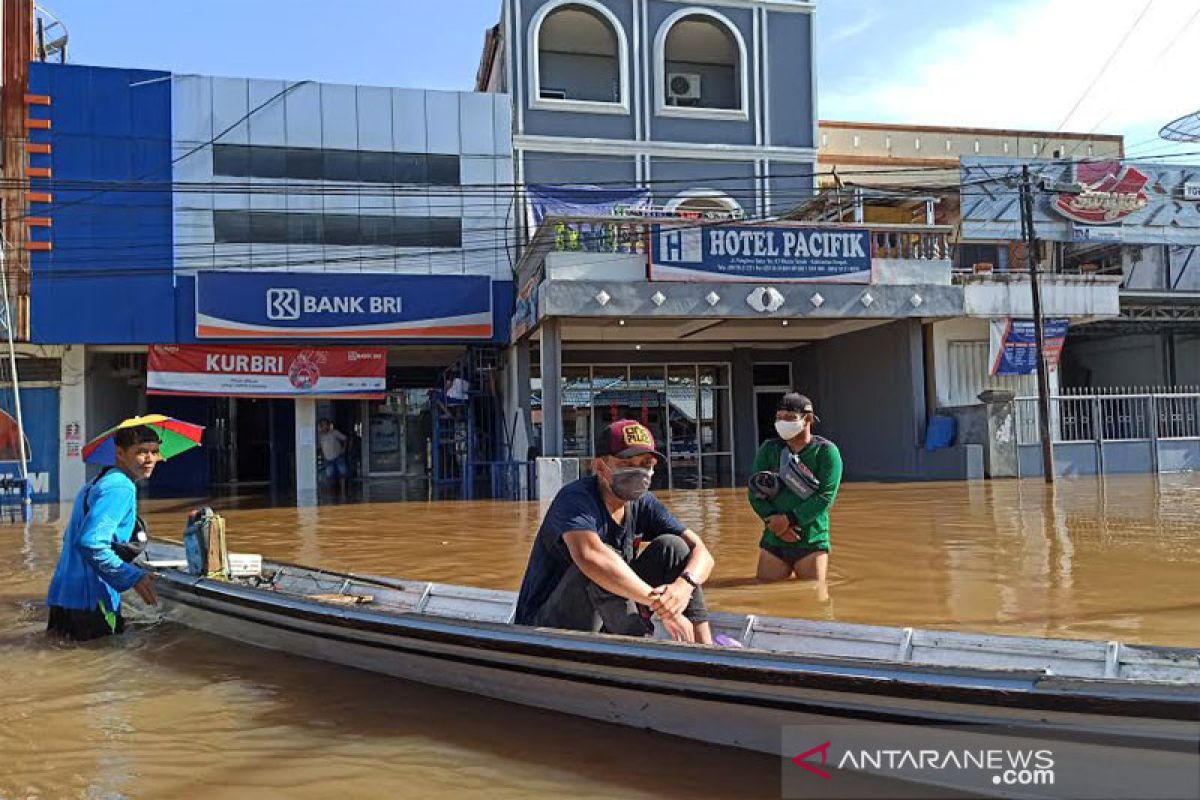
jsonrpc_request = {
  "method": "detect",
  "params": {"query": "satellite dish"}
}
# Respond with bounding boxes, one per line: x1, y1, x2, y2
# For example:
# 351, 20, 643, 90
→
1160, 110, 1200, 143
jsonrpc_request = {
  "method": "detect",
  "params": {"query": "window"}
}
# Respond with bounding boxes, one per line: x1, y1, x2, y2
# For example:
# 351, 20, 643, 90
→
214, 211, 462, 248
666, 189, 743, 218
212, 144, 460, 186
531, 0, 628, 112
656, 9, 748, 117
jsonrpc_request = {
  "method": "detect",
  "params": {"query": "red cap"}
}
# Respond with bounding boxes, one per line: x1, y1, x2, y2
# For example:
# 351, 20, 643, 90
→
596, 419, 666, 464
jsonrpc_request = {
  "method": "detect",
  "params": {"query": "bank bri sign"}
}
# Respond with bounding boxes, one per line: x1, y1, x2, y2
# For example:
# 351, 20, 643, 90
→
650, 225, 872, 283
195, 272, 493, 339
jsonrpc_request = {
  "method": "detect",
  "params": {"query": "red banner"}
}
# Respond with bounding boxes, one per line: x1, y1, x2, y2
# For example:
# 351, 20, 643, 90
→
148, 345, 387, 398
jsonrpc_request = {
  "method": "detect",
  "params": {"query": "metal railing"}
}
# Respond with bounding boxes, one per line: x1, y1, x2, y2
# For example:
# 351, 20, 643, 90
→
1015, 387, 1200, 445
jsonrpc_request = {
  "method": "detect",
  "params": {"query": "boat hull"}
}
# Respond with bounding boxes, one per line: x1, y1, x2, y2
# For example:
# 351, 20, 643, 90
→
156, 573, 1199, 800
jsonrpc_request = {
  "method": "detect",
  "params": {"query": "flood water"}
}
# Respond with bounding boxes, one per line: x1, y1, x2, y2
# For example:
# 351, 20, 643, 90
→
3, 474, 1199, 798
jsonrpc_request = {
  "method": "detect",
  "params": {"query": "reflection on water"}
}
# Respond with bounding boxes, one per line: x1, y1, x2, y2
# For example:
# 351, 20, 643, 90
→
3, 474, 1198, 798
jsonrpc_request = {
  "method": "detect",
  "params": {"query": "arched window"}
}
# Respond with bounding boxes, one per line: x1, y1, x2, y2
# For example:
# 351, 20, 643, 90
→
655, 9, 748, 118
666, 190, 744, 218
530, 1, 629, 113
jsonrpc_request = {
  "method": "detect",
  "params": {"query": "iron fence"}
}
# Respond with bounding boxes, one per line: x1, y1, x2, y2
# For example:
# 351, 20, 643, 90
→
1015, 387, 1200, 446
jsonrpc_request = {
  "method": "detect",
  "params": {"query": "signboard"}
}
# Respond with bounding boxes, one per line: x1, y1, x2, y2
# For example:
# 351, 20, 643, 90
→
989, 318, 1068, 376
650, 225, 872, 283
0, 389, 58, 502
527, 184, 651, 226
1053, 162, 1150, 225
195, 272, 493, 339
148, 345, 387, 398
1184, 183, 1200, 201
960, 157, 1200, 246
1071, 224, 1123, 243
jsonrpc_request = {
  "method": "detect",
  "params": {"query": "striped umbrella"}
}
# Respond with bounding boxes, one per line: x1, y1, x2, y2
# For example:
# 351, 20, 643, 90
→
82, 414, 205, 466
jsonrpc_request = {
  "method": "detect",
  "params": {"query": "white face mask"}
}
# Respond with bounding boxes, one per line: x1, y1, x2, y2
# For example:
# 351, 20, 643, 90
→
775, 419, 807, 440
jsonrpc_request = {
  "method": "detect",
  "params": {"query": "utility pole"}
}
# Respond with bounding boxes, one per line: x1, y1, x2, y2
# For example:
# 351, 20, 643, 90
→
1020, 165, 1055, 484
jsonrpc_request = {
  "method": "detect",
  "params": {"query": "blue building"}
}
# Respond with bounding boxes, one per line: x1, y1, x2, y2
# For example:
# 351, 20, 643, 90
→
25, 63, 514, 501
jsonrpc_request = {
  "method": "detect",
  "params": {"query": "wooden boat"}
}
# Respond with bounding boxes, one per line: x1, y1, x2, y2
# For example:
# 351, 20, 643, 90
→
146, 541, 1199, 799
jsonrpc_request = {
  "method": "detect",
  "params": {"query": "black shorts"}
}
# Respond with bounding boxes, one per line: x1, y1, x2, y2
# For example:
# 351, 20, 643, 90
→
47, 604, 125, 641
760, 542, 829, 567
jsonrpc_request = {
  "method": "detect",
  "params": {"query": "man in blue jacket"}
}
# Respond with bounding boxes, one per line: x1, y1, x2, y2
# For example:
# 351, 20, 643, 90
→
46, 425, 161, 640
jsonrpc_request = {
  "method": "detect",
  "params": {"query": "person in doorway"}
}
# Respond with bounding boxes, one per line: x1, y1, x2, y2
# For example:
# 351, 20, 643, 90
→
748, 393, 843, 584
515, 420, 716, 644
318, 418, 349, 494
46, 425, 160, 641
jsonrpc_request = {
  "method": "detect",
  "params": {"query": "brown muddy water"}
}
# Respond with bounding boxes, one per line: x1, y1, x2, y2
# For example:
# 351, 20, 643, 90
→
3, 475, 1198, 799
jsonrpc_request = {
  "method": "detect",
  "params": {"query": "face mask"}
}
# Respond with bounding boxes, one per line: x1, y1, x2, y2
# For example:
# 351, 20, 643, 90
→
607, 466, 653, 502
775, 419, 807, 440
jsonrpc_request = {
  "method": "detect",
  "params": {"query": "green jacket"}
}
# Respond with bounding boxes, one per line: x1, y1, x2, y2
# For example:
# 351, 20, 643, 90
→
748, 436, 843, 550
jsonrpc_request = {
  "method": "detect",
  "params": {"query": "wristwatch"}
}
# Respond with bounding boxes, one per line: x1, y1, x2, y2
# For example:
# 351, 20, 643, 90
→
680, 570, 701, 589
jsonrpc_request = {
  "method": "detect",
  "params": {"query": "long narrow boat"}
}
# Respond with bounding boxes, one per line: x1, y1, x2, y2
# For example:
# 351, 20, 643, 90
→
146, 541, 1199, 800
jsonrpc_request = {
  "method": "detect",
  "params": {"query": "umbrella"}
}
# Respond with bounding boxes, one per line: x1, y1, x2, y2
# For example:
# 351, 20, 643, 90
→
82, 414, 205, 466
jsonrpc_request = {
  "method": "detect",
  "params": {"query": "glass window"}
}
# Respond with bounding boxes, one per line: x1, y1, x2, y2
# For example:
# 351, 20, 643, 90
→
427, 155, 461, 186
324, 150, 360, 183
213, 210, 250, 243
214, 211, 461, 248
286, 147, 324, 180
562, 367, 592, 458
538, 4, 623, 104
699, 365, 729, 387
752, 363, 791, 387
212, 144, 252, 177
663, 14, 742, 110
210, 143, 461, 186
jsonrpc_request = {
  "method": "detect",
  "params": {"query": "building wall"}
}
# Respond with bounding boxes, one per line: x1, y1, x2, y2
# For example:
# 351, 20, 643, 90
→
28, 63, 176, 344
791, 320, 930, 481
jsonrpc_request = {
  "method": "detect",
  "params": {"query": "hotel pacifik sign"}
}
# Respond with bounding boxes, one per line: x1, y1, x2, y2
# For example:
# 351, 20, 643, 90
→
194, 272, 493, 339
650, 224, 872, 282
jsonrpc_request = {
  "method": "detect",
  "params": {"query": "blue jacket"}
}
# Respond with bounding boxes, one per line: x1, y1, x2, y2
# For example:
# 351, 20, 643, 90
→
46, 469, 144, 614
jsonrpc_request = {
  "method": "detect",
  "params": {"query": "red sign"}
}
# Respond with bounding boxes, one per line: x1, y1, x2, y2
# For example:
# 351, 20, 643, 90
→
148, 345, 387, 399
1053, 161, 1150, 225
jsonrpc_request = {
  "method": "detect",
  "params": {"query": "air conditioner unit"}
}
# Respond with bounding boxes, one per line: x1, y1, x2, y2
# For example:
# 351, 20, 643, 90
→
667, 72, 701, 105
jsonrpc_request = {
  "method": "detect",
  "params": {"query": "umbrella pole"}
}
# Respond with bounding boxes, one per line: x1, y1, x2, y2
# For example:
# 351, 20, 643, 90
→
0, 236, 30, 518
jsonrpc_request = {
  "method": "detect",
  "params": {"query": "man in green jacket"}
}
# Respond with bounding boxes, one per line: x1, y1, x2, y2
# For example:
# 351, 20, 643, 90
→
748, 393, 843, 582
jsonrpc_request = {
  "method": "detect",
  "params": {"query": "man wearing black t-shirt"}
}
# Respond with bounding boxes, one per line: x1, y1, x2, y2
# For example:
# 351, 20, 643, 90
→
515, 420, 715, 644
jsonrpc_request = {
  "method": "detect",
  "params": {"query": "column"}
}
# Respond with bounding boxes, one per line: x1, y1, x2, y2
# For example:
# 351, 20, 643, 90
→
58, 345, 87, 502
539, 317, 562, 457
294, 397, 317, 506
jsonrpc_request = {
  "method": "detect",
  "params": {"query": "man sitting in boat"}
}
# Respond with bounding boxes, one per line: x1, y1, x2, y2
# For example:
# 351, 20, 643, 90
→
515, 420, 715, 644
46, 425, 161, 641
748, 393, 843, 583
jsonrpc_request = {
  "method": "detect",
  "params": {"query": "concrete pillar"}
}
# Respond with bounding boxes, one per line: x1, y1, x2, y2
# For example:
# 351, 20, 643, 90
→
539, 318, 563, 458
58, 345, 87, 502
294, 397, 317, 506
731, 347, 756, 482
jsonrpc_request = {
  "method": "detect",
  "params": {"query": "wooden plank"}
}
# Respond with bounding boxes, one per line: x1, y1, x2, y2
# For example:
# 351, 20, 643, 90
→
311, 593, 374, 606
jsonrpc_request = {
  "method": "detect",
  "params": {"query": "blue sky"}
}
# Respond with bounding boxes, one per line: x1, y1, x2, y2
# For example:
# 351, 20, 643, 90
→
46, 0, 1197, 159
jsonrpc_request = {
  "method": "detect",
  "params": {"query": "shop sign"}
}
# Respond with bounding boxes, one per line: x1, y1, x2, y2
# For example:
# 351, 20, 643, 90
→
1071, 225, 1123, 243
1184, 183, 1200, 201
989, 318, 1068, 377
195, 272, 493, 339
1052, 162, 1150, 225
650, 225, 872, 283
148, 345, 387, 398
611, 203, 745, 221
0, 390, 58, 501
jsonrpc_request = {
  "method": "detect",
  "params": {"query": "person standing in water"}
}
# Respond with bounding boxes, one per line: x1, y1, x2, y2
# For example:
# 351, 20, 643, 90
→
748, 393, 842, 583
46, 425, 161, 641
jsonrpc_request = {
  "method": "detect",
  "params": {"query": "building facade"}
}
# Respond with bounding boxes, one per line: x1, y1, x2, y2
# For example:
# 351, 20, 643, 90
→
24, 62, 514, 501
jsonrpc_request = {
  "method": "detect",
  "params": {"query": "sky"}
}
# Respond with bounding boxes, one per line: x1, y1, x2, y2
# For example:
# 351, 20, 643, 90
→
42, 0, 1200, 161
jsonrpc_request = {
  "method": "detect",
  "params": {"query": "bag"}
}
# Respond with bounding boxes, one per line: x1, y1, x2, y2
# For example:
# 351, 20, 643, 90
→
183, 507, 229, 578
777, 448, 821, 501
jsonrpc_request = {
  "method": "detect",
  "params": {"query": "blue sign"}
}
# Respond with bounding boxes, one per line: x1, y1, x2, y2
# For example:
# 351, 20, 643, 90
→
650, 225, 872, 282
195, 272, 493, 339
990, 318, 1069, 376
528, 184, 650, 226
0, 388, 59, 502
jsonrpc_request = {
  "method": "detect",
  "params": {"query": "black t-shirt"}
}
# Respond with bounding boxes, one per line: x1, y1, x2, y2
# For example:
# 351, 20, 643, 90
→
514, 475, 686, 625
